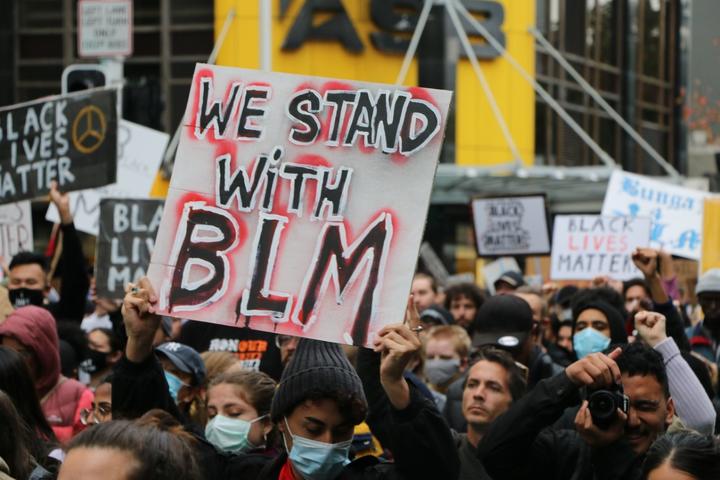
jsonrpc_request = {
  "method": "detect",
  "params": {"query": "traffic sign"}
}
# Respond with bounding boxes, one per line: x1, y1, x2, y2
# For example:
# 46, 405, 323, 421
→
78, 0, 133, 58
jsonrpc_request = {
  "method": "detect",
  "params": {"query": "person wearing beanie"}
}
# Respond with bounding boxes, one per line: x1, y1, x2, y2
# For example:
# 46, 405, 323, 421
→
570, 297, 628, 360
0, 306, 93, 442
687, 268, 720, 364
112, 278, 460, 480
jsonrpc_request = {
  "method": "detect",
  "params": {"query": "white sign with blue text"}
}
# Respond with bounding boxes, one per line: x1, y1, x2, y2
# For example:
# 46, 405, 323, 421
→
601, 171, 709, 260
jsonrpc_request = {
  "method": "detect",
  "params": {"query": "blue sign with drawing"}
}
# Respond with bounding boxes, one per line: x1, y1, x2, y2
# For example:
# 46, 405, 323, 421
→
601, 171, 708, 260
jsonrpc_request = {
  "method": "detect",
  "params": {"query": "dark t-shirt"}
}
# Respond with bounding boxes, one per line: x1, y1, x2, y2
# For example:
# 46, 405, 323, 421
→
178, 321, 283, 380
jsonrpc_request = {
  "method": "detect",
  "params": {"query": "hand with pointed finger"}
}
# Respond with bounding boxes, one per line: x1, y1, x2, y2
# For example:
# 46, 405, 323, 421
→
634, 311, 667, 348
373, 296, 422, 409
575, 400, 627, 448
121, 277, 161, 362
565, 348, 623, 389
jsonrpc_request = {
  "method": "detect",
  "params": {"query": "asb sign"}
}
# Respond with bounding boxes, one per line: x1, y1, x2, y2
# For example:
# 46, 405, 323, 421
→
216, 0, 535, 167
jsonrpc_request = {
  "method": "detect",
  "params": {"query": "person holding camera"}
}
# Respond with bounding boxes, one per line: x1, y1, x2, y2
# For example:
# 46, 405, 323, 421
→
477, 310, 715, 480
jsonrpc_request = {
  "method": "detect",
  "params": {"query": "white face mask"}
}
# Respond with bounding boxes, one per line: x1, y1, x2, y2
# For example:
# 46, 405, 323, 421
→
205, 414, 267, 454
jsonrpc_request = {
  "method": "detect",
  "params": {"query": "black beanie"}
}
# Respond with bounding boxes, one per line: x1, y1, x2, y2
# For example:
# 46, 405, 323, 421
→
571, 299, 628, 345
270, 338, 367, 423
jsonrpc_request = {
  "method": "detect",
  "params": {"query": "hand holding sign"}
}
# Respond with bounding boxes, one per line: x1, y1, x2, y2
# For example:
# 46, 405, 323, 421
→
631, 248, 659, 278
121, 277, 160, 363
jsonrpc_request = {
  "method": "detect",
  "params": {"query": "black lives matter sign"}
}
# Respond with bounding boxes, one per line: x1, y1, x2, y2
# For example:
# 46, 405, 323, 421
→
0, 88, 117, 204
96, 198, 163, 299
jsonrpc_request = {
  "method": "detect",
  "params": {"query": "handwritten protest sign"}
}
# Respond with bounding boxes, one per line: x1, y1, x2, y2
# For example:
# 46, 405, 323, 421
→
481, 257, 521, 295
147, 64, 451, 347
0, 201, 33, 261
0, 88, 117, 204
601, 171, 709, 260
45, 120, 168, 235
551, 215, 651, 280
472, 195, 550, 256
96, 198, 163, 299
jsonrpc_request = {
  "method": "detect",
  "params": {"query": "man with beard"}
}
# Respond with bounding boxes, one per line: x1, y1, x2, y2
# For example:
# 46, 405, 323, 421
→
688, 269, 720, 366
477, 311, 715, 480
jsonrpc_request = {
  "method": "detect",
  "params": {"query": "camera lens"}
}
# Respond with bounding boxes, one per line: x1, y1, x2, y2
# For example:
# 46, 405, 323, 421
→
589, 391, 616, 420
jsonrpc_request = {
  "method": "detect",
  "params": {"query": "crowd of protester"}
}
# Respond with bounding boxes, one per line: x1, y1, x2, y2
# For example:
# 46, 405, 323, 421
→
0, 184, 719, 479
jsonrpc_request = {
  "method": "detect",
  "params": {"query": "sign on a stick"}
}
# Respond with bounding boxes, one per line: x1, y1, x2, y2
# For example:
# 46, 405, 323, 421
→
147, 64, 451, 347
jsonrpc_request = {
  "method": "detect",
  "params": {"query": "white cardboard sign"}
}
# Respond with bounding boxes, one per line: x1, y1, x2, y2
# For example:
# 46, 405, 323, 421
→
46, 120, 168, 235
551, 215, 651, 280
472, 195, 550, 256
0, 201, 33, 262
78, 0, 133, 58
147, 64, 451, 347
601, 170, 709, 260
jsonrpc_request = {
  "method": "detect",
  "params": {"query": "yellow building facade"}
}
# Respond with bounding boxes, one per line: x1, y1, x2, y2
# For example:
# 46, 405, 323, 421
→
214, 0, 535, 167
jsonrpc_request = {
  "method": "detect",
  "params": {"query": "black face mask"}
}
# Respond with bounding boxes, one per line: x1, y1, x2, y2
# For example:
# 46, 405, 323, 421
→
81, 349, 108, 374
9, 288, 45, 308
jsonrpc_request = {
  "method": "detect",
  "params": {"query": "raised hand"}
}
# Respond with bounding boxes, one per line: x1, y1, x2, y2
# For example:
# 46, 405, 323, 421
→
631, 248, 659, 278
373, 296, 422, 410
634, 311, 667, 348
49, 181, 72, 225
121, 277, 160, 362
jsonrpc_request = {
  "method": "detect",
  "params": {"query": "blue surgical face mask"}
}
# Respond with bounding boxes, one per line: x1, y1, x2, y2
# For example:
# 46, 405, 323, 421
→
573, 328, 611, 359
163, 370, 188, 404
282, 417, 351, 480
205, 414, 267, 454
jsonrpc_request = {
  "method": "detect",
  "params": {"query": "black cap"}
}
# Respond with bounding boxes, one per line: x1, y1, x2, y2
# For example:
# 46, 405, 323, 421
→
155, 342, 207, 386
470, 295, 533, 350
493, 271, 525, 290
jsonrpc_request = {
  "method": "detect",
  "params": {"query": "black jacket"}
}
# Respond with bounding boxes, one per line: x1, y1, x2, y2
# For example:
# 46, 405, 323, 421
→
443, 346, 562, 432
477, 373, 643, 480
48, 223, 90, 323
356, 348, 460, 480
113, 350, 460, 480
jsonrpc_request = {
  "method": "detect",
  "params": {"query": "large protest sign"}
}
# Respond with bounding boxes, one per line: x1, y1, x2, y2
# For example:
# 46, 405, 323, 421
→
0, 201, 33, 261
96, 198, 163, 299
472, 195, 550, 256
601, 171, 709, 260
147, 64, 451, 347
0, 88, 117, 204
551, 215, 651, 280
45, 120, 168, 235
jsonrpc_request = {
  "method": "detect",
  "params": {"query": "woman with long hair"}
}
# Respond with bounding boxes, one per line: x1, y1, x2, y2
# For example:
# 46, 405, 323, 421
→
0, 347, 59, 471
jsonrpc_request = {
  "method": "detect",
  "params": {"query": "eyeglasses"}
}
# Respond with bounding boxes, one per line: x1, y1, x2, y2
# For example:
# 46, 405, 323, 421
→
80, 402, 112, 425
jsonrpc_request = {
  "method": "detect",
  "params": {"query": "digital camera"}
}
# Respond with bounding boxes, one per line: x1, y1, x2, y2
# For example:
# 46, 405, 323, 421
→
587, 384, 629, 430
